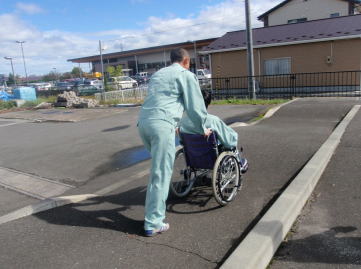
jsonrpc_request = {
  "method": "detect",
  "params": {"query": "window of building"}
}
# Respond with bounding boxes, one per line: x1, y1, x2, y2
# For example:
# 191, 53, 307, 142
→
287, 18, 307, 24
330, 13, 340, 18
264, 58, 291, 75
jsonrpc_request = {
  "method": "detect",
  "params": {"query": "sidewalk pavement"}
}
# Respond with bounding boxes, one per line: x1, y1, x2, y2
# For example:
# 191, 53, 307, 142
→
0, 107, 128, 122
0, 98, 359, 268
271, 106, 361, 268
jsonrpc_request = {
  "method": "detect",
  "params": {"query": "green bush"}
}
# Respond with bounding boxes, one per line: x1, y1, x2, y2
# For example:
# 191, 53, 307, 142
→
21, 97, 57, 108
0, 100, 17, 110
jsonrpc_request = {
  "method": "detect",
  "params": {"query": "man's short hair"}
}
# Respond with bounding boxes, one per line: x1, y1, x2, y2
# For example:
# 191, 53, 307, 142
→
170, 48, 189, 63
201, 90, 212, 109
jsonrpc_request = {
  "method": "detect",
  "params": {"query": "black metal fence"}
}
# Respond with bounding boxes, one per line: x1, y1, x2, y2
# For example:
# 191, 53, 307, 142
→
206, 71, 361, 99
36, 89, 65, 97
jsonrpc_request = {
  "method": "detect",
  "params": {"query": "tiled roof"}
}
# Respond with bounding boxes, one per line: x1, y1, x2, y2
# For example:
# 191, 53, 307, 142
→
202, 15, 361, 53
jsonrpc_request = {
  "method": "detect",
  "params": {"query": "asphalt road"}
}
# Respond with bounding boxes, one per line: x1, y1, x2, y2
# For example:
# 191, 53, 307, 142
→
0, 99, 359, 268
0, 104, 268, 188
271, 107, 361, 269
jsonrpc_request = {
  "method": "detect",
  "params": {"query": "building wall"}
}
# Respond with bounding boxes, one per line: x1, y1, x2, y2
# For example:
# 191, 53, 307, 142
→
211, 38, 361, 77
268, 0, 349, 26
92, 48, 198, 74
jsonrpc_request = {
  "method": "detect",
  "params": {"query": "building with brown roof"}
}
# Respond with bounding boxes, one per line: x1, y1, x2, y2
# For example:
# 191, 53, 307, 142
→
68, 38, 216, 76
200, 14, 361, 78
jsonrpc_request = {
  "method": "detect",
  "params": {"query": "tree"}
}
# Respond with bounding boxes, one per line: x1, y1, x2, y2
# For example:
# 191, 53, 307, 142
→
106, 66, 115, 77
106, 65, 123, 77
6, 73, 20, 86
60, 72, 73, 80
71, 67, 82, 78
42, 71, 58, 82
7, 73, 15, 85
114, 65, 123, 77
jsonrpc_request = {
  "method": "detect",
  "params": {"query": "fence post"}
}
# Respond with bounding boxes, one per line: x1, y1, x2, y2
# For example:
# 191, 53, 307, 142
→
226, 78, 230, 99
291, 74, 296, 97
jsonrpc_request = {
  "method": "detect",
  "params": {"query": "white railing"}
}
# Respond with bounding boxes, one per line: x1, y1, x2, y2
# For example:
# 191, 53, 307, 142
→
95, 85, 148, 102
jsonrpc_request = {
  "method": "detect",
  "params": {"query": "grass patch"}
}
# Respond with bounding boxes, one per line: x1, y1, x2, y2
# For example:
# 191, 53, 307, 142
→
21, 96, 57, 108
249, 113, 265, 123
212, 98, 289, 105
0, 100, 17, 110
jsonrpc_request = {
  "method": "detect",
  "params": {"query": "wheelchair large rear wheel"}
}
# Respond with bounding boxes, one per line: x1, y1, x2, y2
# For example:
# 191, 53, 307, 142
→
212, 152, 240, 206
170, 148, 196, 198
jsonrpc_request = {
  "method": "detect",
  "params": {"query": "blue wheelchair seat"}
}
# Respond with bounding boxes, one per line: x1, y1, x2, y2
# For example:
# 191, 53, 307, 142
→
179, 132, 219, 170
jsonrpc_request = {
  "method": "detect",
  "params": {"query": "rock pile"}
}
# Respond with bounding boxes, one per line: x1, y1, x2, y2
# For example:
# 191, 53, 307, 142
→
35, 102, 53, 109
55, 91, 99, 108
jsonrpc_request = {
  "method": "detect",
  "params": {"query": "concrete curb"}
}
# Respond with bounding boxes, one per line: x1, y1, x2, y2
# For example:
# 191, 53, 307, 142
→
0, 168, 150, 225
229, 98, 298, 128
0, 194, 98, 225
221, 105, 360, 269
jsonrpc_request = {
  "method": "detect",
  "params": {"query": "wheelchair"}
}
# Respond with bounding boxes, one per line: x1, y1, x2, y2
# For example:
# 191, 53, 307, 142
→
170, 132, 247, 206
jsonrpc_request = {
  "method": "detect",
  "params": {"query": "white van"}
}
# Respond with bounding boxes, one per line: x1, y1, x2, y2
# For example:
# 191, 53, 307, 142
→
108, 76, 138, 89
196, 69, 211, 80
84, 79, 103, 89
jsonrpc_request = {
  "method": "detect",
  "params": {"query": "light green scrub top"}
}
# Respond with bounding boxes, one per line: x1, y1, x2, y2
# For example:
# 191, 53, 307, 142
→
180, 113, 238, 149
139, 63, 207, 134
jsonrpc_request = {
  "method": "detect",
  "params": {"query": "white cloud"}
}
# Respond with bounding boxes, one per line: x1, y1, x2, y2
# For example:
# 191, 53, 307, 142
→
99, 0, 283, 52
16, 2, 44, 14
0, 0, 283, 75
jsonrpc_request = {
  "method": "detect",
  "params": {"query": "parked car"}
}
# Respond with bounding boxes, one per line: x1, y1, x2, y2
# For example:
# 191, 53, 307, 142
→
75, 85, 102, 96
30, 82, 52, 91
84, 79, 103, 89
196, 69, 211, 80
131, 74, 149, 85
108, 76, 138, 89
55, 81, 74, 91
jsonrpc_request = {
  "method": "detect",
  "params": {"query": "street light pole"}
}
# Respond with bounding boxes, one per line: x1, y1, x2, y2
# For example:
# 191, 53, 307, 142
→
78, 63, 82, 79
4, 57, 17, 86
245, 0, 256, 99
16, 41, 28, 85
99, 40, 105, 94
193, 40, 198, 73
52, 67, 58, 83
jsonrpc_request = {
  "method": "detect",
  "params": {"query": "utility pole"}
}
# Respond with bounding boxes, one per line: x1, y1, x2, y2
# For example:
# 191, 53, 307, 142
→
245, 0, 256, 99
78, 63, 82, 79
16, 41, 28, 85
193, 40, 198, 73
4, 57, 17, 86
99, 40, 105, 94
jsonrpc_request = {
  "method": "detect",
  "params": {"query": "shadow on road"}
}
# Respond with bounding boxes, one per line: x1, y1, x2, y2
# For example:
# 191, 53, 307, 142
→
167, 184, 222, 214
89, 146, 150, 180
35, 183, 220, 236
102, 125, 130, 132
35, 186, 147, 236
276, 226, 361, 265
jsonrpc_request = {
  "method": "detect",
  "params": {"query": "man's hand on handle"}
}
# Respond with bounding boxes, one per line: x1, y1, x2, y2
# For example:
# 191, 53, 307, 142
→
204, 128, 212, 137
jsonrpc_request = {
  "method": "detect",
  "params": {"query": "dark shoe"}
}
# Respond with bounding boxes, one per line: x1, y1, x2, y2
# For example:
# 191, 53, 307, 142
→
239, 158, 248, 174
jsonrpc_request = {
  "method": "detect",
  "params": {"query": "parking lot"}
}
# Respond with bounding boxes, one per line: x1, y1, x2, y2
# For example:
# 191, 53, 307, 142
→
0, 98, 360, 268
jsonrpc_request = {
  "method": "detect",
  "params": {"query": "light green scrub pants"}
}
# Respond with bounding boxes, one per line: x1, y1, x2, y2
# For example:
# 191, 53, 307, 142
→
138, 119, 176, 230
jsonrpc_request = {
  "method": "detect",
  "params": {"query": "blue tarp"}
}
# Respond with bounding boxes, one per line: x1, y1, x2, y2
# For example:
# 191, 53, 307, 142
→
12, 87, 37, 101
0, 90, 14, 101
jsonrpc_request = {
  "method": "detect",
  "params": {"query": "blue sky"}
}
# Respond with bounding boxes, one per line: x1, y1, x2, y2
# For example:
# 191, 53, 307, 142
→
1, 0, 226, 32
0, 0, 282, 75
